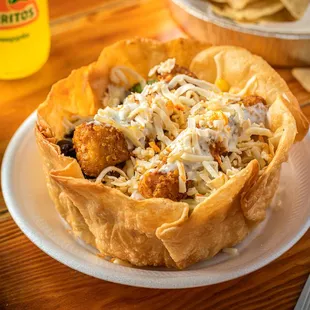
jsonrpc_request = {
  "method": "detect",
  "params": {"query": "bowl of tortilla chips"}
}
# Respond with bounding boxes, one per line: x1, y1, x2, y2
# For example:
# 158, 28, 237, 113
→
209, 0, 309, 22
168, 0, 310, 66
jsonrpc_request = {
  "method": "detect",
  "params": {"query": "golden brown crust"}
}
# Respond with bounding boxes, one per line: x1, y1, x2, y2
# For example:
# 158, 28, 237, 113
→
241, 95, 266, 106
138, 170, 187, 201
157, 64, 197, 83
73, 123, 130, 177
35, 38, 307, 269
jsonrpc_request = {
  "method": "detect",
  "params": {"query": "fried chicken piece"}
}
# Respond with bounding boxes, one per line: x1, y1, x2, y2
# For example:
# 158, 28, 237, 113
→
138, 169, 187, 201
73, 122, 130, 177
241, 95, 266, 106
157, 64, 197, 83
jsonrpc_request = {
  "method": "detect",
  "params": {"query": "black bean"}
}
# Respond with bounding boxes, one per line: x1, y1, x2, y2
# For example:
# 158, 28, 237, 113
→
107, 171, 121, 178
116, 161, 126, 169
57, 140, 76, 158
84, 174, 95, 180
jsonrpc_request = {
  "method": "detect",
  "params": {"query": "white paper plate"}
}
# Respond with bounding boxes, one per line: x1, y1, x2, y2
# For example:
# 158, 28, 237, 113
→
2, 111, 310, 289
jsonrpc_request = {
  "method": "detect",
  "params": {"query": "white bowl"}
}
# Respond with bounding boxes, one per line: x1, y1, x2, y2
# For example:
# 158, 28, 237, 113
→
2, 112, 310, 288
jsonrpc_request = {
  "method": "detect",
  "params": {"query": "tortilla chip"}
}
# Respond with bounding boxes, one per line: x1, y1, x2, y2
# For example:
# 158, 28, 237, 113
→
292, 68, 310, 92
211, 0, 257, 10
211, 0, 284, 21
281, 0, 309, 19
257, 8, 294, 23
36, 38, 307, 268
210, 0, 309, 21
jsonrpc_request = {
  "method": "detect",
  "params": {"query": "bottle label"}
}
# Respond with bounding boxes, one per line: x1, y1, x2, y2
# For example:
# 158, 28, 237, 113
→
0, 0, 39, 30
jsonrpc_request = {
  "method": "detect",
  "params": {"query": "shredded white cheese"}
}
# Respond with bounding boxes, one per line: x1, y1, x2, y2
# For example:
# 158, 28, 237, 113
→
148, 58, 176, 77
92, 60, 274, 201
110, 66, 146, 88
176, 160, 187, 193
96, 166, 128, 184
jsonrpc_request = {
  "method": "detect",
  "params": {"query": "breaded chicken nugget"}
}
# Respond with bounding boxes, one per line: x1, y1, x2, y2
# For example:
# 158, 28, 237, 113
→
138, 169, 187, 201
241, 95, 266, 106
73, 122, 129, 177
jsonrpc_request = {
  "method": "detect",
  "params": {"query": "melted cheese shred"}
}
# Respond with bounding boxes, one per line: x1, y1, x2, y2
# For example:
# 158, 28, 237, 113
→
110, 66, 146, 88
93, 58, 274, 204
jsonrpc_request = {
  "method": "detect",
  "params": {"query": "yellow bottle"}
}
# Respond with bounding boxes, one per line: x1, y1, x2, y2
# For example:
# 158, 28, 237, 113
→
0, 0, 50, 80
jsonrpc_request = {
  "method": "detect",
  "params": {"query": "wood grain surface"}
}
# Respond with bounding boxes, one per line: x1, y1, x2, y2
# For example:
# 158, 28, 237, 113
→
0, 0, 309, 309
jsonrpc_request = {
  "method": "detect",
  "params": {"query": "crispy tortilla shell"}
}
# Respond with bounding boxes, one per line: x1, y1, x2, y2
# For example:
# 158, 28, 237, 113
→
35, 125, 96, 246
36, 38, 307, 268
50, 172, 189, 267
156, 160, 259, 269
242, 96, 297, 221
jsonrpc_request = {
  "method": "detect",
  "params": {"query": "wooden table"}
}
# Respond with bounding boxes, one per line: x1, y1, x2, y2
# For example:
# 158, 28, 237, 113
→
0, 1, 309, 309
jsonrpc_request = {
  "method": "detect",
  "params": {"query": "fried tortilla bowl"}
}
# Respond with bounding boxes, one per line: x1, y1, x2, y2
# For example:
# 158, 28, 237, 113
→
36, 38, 308, 269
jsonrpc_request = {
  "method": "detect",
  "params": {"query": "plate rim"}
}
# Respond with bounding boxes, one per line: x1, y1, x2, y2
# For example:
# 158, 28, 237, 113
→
1, 111, 310, 289
170, 0, 310, 40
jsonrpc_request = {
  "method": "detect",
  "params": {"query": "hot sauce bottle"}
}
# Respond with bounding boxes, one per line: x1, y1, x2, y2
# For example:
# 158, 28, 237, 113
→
0, 0, 50, 79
